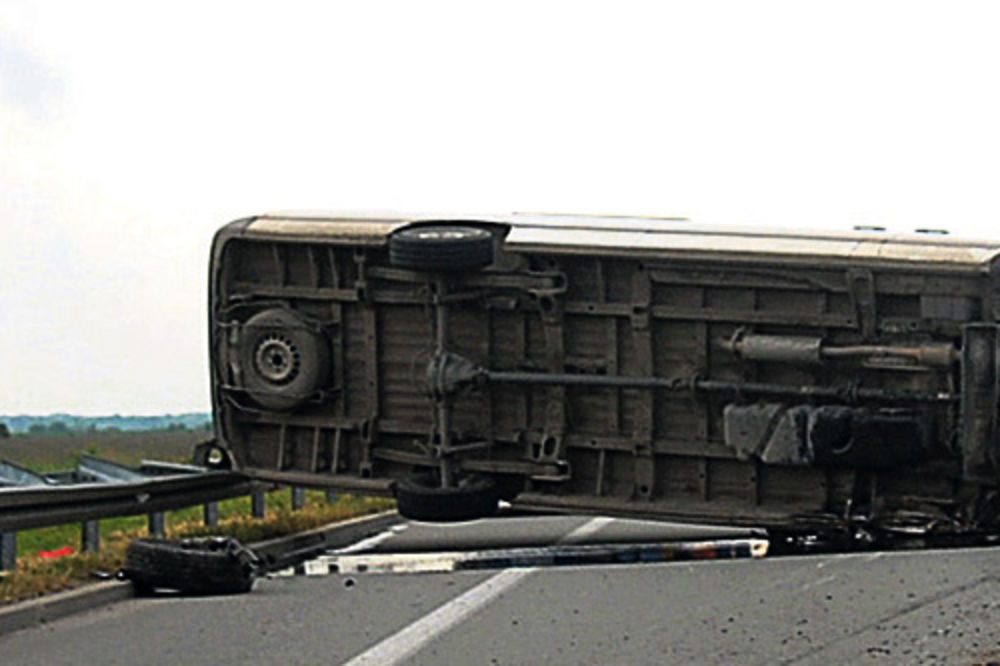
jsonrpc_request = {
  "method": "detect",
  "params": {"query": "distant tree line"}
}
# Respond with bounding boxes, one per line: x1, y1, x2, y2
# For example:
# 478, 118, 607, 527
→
30, 421, 73, 435
0, 415, 212, 436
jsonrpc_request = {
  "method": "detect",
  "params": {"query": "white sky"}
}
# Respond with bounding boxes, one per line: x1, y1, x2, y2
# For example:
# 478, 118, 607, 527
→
2, 1, 1000, 415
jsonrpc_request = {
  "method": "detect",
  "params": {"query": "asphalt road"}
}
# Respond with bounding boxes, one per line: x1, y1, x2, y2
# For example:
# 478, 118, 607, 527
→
4, 514, 1000, 665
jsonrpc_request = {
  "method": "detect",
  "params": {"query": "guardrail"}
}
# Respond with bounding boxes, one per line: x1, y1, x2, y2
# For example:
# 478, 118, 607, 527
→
0, 455, 333, 571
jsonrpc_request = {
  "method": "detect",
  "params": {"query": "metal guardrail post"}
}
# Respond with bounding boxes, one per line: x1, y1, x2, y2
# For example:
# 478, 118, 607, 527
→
326, 489, 338, 504
251, 491, 266, 518
204, 501, 219, 527
1, 532, 16, 571
148, 512, 166, 537
81, 520, 100, 553
291, 487, 305, 511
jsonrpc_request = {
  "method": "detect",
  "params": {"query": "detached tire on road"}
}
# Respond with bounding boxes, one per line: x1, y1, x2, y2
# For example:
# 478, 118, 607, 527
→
123, 537, 258, 595
393, 473, 500, 522
389, 225, 494, 272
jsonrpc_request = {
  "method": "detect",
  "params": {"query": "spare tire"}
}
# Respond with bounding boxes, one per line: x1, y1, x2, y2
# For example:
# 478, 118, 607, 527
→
393, 472, 499, 522
122, 537, 258, 595
238, 308, 331, 411
389, 225, 494, 272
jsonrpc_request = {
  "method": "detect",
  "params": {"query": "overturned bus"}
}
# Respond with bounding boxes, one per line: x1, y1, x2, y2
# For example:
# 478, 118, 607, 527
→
207, 212, 1000, 536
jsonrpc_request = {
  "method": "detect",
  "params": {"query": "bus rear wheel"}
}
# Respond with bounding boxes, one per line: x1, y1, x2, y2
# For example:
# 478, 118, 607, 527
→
393, 472, 499, 522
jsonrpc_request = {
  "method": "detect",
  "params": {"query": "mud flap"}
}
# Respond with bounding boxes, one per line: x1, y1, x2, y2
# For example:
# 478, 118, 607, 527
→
960, 324, 1000, 482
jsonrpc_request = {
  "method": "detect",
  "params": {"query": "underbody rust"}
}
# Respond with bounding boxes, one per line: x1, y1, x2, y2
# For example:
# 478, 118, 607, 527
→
209, 212, 1000, 540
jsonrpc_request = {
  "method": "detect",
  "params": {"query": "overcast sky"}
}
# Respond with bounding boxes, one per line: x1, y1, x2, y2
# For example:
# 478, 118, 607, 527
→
2, 1, 1000, 415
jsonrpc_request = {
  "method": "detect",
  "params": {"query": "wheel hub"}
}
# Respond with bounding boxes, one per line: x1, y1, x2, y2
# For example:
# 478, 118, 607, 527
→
253, 334, 301, 385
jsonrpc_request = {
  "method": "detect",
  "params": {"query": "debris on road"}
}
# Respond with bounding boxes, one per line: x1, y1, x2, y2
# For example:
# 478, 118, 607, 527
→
272, 536, 769, 578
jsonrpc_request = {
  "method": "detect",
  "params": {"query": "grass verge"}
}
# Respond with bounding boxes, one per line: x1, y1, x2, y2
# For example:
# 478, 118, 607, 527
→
0, 491, 394, 606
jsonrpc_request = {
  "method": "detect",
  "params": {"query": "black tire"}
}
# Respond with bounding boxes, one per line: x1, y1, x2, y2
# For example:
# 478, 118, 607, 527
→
393, 472, 499, 522
239, 308, 331, 411
389, 225, 494, 272
492, 473, 526, 502
122, 537, 258, 595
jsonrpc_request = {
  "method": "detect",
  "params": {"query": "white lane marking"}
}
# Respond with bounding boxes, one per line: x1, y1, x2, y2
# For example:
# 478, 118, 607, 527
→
341, 568, 531, 666
340, 516, 611, 666
268, 524, 410, 578
800, 574, 837, 591
332, 523, 409, 554
560, 516, 615, 544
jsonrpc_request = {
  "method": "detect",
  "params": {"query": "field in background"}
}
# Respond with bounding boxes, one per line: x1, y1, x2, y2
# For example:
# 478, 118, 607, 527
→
0, 430, 206, 472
